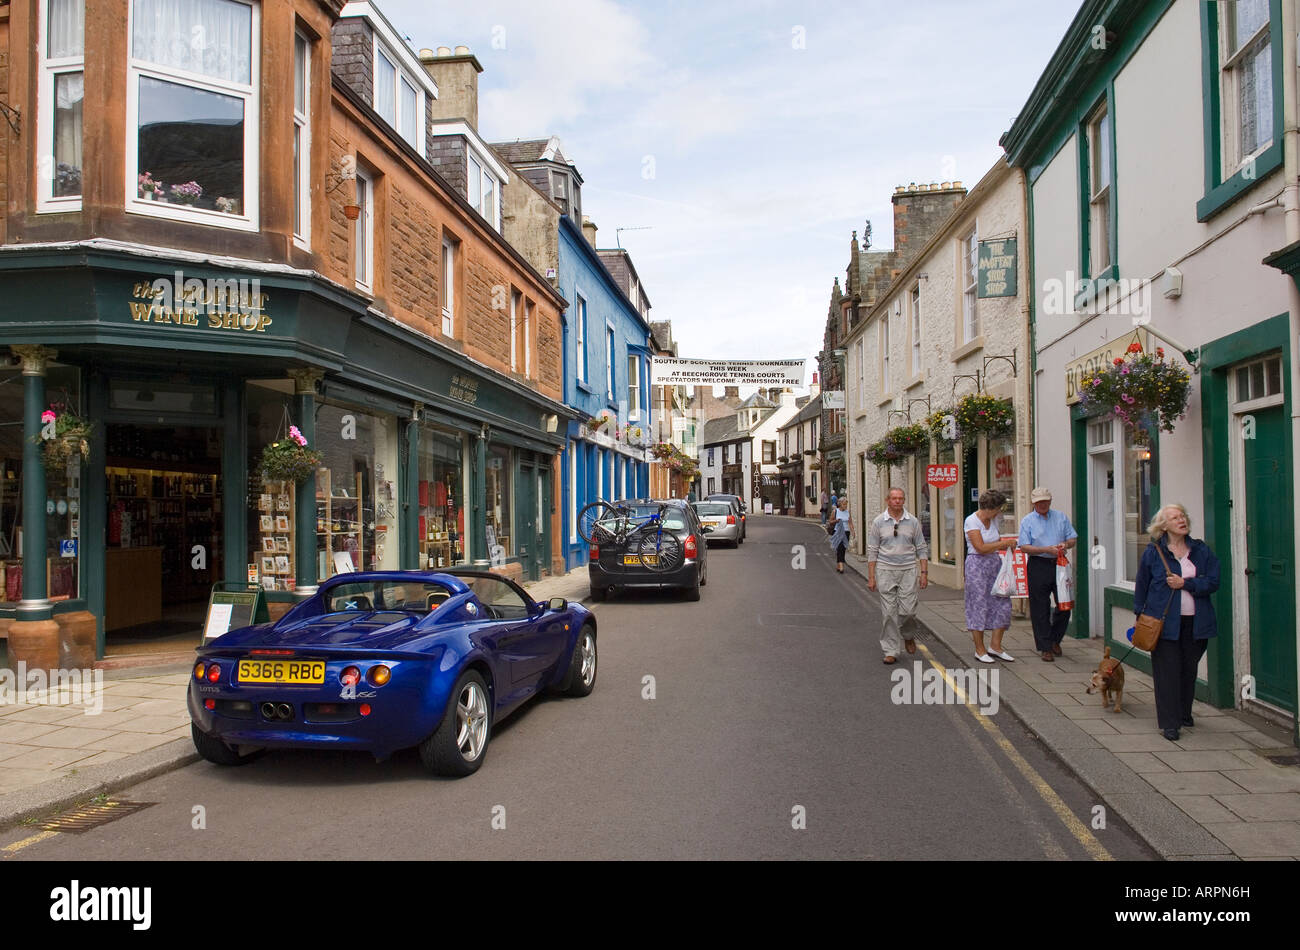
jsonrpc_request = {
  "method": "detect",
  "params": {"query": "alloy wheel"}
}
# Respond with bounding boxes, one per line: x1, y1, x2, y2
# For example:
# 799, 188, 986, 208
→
455, 681, 489, 761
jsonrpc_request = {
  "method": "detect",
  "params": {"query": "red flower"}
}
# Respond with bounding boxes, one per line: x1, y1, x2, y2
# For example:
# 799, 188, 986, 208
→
1113, 357, 1124, 366
1126, 342, 1143, 354
1156, 347, 1165, 358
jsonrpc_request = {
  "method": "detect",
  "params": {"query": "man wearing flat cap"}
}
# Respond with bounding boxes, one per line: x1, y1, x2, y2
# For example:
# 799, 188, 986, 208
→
1017, 486, 1077, 661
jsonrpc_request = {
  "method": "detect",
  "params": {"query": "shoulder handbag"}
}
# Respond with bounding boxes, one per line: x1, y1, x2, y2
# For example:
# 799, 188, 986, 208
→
1133, 543, 1175, 651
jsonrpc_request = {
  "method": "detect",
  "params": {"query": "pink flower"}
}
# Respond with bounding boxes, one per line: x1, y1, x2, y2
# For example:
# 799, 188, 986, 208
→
41, 410, 56, 423
288, 425, 307, 447
1092, 378, 1101, 387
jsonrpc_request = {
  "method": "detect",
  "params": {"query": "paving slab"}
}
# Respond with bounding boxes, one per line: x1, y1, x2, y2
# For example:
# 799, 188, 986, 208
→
1097, 733, 1181, 753
1169, 795, 1242, 824
1144, 771, 1257, 796
1153, 750, 1263, 772
1217, 768, 1300, 794
1214, 793, 1300, 821
25, 726, 119, 749
1199, 821, 1300, 859
1114, 752, 1174, 774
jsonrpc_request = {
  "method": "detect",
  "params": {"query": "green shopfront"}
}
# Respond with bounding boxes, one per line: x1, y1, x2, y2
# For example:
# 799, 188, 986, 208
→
0, 245, 570, 662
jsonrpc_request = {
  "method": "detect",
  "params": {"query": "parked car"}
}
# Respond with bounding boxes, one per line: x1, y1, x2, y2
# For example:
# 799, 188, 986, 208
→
693, 500, 741, 547
188, 569, 596, 777
587, 498, 709, 602
705, 493, 747, 541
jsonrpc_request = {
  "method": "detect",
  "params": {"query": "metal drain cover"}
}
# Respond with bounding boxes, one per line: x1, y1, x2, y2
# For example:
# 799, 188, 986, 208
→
40, 800, 156, 834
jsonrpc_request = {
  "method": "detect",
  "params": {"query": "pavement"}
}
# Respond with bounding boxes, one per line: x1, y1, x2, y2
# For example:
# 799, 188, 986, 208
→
829, 529, 1300, 861
0, 569, 592, 833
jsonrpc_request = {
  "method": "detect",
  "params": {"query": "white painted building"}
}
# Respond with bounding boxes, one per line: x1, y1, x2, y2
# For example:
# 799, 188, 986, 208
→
1002, 0, 1298, 723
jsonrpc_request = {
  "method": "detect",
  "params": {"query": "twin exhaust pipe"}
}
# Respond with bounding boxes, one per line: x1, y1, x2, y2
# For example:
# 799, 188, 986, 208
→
261, 702, 293, 721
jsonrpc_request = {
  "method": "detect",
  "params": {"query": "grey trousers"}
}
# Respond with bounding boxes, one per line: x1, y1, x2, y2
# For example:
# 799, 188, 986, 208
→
878, 565, 919, 657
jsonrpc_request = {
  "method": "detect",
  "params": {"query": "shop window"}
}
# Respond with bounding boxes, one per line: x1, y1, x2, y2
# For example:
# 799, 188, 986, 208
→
987, 432, 1017, 536
314, 403, 398, 577
485, 445, 512, 557
912, 454, 931, 548
38, 0, 85, 211
1086, 418, 1157, 589
1123, 430, 1156, 584
127, 0, 258, 227
936, 442, 957, 564
418, 427, 468, 569
0, 366, 83, 604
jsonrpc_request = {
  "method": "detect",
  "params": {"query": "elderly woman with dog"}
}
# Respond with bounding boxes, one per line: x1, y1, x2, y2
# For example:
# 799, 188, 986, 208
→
1133, 503, 1220, 742
964, 490, 1017, 663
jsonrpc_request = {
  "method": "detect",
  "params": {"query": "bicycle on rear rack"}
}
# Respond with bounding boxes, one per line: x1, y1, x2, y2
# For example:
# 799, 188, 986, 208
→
576, 501, 682, 572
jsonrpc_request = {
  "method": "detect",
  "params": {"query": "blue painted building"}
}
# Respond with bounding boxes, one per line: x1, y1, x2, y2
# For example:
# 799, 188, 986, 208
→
557, 216, 653, 569
492, 138, 653, 570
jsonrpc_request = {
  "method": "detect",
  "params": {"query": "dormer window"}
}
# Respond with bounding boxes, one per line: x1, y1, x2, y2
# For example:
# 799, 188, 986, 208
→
373, 39, 425, 156
467, 152, 499, 228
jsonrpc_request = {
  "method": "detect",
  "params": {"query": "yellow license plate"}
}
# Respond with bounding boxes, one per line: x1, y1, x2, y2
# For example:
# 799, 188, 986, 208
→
624, 554, 657, 566
237, 659, 326, 685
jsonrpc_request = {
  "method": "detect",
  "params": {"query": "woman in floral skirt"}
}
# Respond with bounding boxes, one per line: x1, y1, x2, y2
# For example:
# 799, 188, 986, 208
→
964, 490, 1017, 663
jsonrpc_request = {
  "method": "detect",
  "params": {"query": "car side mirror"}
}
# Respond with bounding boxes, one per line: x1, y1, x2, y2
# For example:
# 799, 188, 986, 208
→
547, 596, 567, 611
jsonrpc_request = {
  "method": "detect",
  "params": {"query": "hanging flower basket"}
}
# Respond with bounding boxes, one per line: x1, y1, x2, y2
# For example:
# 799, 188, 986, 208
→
343, 204, 362, 221
1076, 343, 1190, 445
864, 439, 906, 468
809, 461, 823, 471
927, 396, 1014, 445
34, 405, 92, 470
259, 425, 323, 483
887, 422, 931, 455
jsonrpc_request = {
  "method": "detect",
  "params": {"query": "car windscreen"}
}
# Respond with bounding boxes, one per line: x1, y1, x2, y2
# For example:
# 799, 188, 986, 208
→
694, 503, 732, 516
325, 581, 455, 614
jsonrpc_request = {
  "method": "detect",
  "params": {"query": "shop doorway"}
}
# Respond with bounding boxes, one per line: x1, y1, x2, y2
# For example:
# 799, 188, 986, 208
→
517, 458, 539, 581
104, 424, 223, 653
1087, 420, 1117, 635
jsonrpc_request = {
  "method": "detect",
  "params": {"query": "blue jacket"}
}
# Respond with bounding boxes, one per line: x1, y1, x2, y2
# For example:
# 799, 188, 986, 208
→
1132, 537, 1219, 640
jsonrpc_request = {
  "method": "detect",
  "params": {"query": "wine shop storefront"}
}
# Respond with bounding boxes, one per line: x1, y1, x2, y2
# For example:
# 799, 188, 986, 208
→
0, 246, 570, 665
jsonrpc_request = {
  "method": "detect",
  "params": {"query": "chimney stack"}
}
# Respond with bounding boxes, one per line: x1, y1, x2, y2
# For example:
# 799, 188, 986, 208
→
420, 46, 484, 131
890, 180, 968, 271
582, 215, 598, 247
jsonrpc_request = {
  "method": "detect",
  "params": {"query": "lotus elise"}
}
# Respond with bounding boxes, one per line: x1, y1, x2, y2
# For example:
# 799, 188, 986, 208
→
187, 570, 596, 776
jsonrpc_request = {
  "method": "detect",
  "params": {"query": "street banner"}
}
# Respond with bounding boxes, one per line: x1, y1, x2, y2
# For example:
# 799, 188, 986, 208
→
926, 463, 959, 489
821, 390, 846, 409
650, 358, 806, 387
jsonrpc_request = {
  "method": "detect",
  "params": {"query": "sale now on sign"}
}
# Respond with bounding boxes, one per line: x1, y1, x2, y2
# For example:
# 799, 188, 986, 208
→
926, 464, 959, 489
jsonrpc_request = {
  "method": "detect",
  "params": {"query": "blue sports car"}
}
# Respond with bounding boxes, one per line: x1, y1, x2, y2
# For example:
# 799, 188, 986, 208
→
187, 569, 597, 777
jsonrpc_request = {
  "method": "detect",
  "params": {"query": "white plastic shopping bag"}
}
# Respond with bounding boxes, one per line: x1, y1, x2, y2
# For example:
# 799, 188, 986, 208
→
1055, 553, 1075, 611
990, 550, 1015, 598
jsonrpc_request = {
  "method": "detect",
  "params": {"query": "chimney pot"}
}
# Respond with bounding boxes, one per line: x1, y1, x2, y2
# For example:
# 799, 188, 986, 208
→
436, 46, 452, 56
953, 180, 963, 189
418, 48, 434, 59
941, 181, 952, 189
454, 44, 470, 55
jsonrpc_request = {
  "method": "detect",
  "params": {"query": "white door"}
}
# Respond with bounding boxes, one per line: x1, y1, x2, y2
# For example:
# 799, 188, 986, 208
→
1087, 419, 1117, 637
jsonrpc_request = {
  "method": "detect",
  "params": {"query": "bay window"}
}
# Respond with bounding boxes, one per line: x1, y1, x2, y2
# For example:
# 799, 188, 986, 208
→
441, 234, 459, 336
354, 167, 373, 291
127, 0, 258, 227
292, 31, 310, 247
467, 152, 500, 228
39, 0, 85, 210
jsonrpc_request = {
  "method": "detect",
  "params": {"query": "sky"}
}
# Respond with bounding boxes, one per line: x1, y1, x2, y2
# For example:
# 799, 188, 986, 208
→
378, 0, 1085, 385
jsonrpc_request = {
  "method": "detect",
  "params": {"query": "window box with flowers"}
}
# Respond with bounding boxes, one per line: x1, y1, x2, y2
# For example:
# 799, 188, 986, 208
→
1076, 342, 1190, 445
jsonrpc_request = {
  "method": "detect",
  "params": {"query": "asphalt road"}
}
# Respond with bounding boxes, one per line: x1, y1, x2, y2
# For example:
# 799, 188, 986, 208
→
2, 517, 1154, 860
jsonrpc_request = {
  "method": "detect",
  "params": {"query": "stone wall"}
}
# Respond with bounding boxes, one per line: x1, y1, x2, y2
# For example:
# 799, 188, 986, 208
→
330, 18, 373, 103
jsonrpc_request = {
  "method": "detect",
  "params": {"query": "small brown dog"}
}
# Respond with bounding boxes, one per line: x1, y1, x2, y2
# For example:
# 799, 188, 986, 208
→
1086, 646, 1125, 713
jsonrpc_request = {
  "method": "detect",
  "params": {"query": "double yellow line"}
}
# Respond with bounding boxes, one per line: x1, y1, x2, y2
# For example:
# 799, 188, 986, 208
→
914, 641, 1113, 861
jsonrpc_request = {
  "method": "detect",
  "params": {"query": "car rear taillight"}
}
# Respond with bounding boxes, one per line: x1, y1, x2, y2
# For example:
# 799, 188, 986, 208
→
340, 666, 360, 687
589, 544, 599, 560
727, 515, 736, 524
194, 663, 205, 680
367, 665, 391, 686
250, 649, 294, 656
684, 535, 698, 558
206, 663, 221, 683
359, 703, 372, 717
204, 698, 216, 711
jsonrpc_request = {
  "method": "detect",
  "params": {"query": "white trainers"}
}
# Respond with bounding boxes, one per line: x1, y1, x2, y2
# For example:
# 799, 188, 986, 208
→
975, 652, 995, 664
989, 649, 1016, 662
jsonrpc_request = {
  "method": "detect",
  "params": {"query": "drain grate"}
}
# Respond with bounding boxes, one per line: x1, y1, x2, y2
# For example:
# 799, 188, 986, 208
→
1258, 749, 1300, 768
40, 800, 157, 834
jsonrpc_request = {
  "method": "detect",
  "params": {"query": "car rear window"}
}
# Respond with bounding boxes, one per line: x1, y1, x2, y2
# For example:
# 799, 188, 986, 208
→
620, 505, 687, 531
694, 503, 732, 516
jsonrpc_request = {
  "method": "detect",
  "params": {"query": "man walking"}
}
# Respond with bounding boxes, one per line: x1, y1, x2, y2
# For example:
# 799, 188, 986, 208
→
1017, 486, 1078, 661
868, 488, 929, 664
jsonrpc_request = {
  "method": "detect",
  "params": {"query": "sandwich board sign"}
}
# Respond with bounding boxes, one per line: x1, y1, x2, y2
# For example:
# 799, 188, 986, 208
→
203, 584, 270, 642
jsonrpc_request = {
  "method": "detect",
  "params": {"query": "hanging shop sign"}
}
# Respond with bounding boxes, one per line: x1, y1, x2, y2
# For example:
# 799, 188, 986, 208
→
650, 358, 806, 387
127, 275, 272, 332
977, 239, 1017, 298
1065, 329, 1149, 404
821, 391, 846, 410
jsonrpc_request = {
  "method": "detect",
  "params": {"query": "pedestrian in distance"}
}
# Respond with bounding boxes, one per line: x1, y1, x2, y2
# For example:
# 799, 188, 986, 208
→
819, 489, 830, 525
1134, 503, 1220, 742
964, 490, 1017, 663
1017, 486, 1077, 662
867, 488, 929, 665
827, 496, 851, 573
